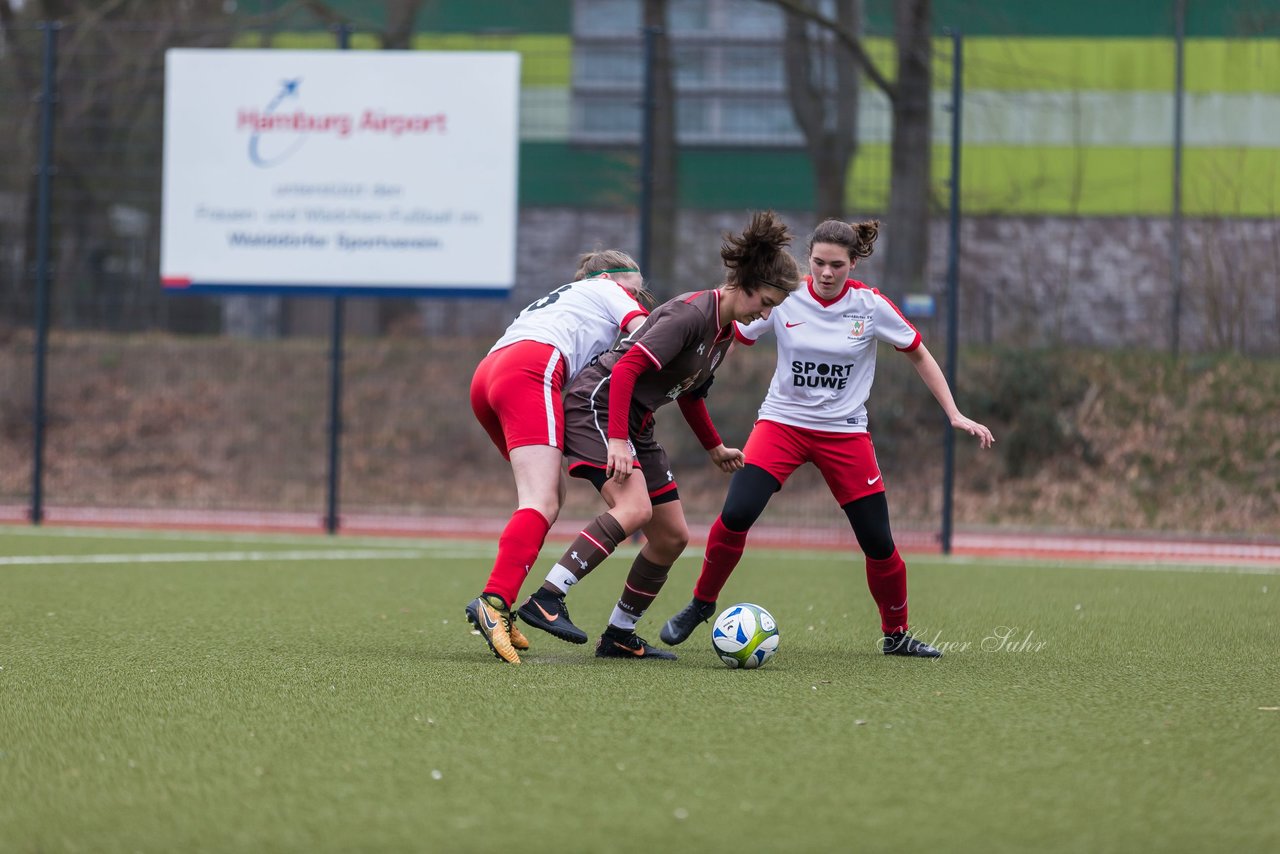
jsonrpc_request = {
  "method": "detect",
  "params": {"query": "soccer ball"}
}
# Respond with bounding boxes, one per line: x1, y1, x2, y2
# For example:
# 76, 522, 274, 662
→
710, 603, 779, 669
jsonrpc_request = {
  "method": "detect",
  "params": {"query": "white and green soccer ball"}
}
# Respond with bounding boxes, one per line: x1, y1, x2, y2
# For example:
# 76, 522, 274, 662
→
710, 603, 779, 669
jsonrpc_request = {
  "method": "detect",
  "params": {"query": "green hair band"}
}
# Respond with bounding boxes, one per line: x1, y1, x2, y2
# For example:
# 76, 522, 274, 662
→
596, 267, 640, 274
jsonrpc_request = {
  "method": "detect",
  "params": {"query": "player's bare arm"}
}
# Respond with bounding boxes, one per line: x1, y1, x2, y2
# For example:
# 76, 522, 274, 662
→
904, 343, 995, 449
707, 443, 745, 473
605, 437, 634, 481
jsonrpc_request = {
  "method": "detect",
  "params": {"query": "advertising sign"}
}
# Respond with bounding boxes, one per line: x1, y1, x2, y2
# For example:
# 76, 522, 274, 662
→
161, 49, 520, 294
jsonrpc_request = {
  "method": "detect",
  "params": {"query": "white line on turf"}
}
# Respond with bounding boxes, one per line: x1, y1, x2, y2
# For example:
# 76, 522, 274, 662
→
0, 548, 495, 567
0, 527, 505, 559
3, 528, 1273, 573
0, 525, 481, 550
743, 549, 1280, 575
933, 554, 1280, 575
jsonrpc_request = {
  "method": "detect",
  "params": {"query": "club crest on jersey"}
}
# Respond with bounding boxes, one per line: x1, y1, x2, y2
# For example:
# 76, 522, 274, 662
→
848, 319, 866, 338
666, 374, 700, 400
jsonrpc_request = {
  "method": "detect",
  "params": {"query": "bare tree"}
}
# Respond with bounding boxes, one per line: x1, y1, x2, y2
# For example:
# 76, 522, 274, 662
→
781, 0, 860, 222
885, 0, 932, 294
381, 0, 422, 49
641, 0, 678, 298
286, 1, 430, 336
299, 0, 428, 50
1, 0, 258, 331
766, 0, 934, 294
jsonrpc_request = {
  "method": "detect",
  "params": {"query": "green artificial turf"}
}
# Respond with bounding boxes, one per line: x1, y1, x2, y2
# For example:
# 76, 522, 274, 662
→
1, 527, 1277, 853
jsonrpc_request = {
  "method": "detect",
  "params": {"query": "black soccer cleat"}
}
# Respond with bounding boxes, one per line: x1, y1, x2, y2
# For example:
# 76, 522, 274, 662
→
659, 597, 717, 645
517, 589, 588, 644
595, 628, 678, 660
882, 630, 942, 658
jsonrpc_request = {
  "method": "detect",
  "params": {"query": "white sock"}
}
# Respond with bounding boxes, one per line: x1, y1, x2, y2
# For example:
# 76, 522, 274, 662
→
545, 564, 580, 595
608, 605, 638, 631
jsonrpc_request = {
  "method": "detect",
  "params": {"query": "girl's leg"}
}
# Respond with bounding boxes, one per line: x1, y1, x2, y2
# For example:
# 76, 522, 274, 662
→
593, 498, 684, 659
540, 472, 651, 595
844, 494, 939, 656
842, 492, 909, 633
694, 464, 781, 602
658, 465, 785, 646
482, 444, 562, 608
467, 346, 566, 662
606, 497, 689, 634
518, 472, 652, 644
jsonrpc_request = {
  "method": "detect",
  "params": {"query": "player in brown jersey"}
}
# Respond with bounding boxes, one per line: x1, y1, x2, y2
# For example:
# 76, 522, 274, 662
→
515, 211, 803, 659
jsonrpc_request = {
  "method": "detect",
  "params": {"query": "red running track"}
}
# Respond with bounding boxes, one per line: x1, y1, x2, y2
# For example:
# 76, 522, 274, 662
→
2, 505, 1277, 567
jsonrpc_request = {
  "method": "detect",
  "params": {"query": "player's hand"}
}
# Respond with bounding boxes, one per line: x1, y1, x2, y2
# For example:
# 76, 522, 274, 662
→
708, 444, 745, 473
952, 414, 995, 449
606, 438, 634, 482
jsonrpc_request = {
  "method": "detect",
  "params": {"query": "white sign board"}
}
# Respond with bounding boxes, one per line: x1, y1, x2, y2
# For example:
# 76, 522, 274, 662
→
161, 49, 520, 295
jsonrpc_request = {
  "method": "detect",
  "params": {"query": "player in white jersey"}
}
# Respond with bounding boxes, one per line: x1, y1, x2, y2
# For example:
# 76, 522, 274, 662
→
465, 250, 650, 664
659, 219, 995, 658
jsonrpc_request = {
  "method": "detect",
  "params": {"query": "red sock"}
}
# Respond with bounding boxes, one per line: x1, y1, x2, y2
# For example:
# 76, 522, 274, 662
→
484, 507, 550, 607
865, 548, 908, 633
693, 515, 748, 603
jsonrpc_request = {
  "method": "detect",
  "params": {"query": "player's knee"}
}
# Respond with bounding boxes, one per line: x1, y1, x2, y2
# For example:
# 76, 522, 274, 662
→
720, 495, 767, 532
672, 527, 690, 557
519, 492, 561, 526
861, 533, 895, 561
719, 504, 756, 533
648, 519, 689, 560
855, 517, 895, 559
612, 501, 652, 534
535, 502, 561, 527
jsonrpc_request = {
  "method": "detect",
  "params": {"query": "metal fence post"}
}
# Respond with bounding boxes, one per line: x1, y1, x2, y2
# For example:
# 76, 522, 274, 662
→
638, 25, 660, 279
324, 22, 353, 535
940, 29, 963, 555
1170, 0, 1186, 359
30, 22, 60, 526
325, 294, 344, 534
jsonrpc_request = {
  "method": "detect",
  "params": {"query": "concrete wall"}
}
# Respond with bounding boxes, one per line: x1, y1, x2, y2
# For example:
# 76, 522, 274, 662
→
401, 209, 1279, 356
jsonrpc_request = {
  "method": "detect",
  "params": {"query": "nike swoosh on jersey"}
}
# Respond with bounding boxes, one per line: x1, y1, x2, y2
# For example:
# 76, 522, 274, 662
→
867, 474, 882, 485
784, 321, 806, 328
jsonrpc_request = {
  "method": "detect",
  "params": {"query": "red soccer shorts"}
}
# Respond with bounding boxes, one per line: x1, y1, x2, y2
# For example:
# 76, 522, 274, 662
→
743, 419, 886, 506
470, 340, 568, 459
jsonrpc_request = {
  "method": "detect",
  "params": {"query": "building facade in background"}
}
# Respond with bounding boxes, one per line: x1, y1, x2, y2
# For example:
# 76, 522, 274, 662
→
0, 0, 1277, 351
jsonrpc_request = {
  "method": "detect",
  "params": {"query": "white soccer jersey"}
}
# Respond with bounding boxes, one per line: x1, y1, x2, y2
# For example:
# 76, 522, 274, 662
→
489, 278, 648, 381
735, 277, 921, 433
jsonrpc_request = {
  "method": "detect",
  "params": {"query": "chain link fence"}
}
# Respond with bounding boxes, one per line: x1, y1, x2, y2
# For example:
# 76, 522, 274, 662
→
2, 11, 1276, 538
